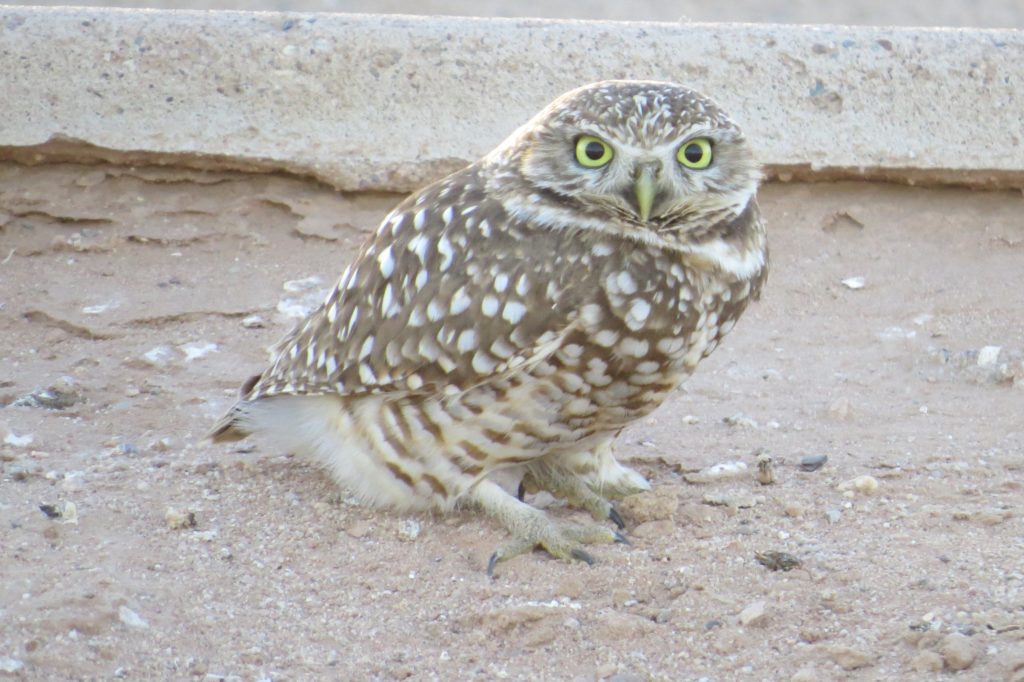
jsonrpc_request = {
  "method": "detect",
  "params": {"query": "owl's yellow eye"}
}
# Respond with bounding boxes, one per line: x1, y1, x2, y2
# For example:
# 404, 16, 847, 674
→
575, 136, 614, 168
677, 138, 713, 169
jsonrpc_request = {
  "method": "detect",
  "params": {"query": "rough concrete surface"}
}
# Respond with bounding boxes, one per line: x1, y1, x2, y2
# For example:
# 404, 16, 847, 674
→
1, 162, 1023, 680
8, 0, 1024, 28
1, 8, 1023, 191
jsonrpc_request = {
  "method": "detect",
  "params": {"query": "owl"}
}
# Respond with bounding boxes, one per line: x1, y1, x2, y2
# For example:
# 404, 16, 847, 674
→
210, 80, 768, 573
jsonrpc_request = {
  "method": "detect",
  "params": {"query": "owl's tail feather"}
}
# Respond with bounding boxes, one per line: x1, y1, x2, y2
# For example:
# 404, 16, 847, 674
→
207, 373, 263, 443
207, 406, 251, 443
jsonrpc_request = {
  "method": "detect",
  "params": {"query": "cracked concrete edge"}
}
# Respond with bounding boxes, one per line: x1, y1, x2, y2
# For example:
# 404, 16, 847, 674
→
1, 7, 1022, 191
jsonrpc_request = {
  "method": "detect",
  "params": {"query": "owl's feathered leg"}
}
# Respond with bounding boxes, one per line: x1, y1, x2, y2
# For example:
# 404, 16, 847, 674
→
469, 479, 626, 576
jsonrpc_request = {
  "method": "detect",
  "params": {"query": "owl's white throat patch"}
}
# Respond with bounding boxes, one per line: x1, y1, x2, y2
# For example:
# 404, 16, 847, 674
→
679, 236, 766, 281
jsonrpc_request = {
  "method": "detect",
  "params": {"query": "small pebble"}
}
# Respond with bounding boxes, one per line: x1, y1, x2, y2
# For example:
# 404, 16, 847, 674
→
703, 490, 759, 509
149, 437, 175, 452
142, 345, 174, 367
836, 475, 880, 495
756, 453, 775, 485
685, 461, 748, 484
10, 382, 83, 409
118, 606, 149, 630
3, 431, 34, 448
82, 302, 114, 315
165, 507, 198, 530
62, 471, 85, 493
827, 397, 853, 420
59, 501, 78, 524
0, 657, 24, 674
345, 520, 372, 538
799, 455, 828, 472
826, 509, 842, 524
241, 314, 266, 329
9, 464, 37, 482
591, 612, 656, 641
828, 645, 874, 670
910, 650, 944, 673
397, 518, 421, 541
940, 632, 977, 671
180, 341, 218, 362
841, 276, 866, 289
755, 551, 801, 572
617, 487, 678, 522
783, 503, 804, 517
39, 504, 62, 519
738, 600, 768, 626
976, 345, 1002, 367
722, 413, 758, 429
39, 501, 77, 524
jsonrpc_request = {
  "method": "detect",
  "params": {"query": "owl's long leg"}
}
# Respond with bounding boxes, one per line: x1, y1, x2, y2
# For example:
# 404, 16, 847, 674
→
468, 479, 626, 575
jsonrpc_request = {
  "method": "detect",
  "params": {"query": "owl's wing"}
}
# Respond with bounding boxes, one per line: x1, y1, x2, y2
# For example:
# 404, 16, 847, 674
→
243, 169, 584, 403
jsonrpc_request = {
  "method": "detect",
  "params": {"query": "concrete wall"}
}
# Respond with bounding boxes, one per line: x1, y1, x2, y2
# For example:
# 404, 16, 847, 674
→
1, 7, 1022, 190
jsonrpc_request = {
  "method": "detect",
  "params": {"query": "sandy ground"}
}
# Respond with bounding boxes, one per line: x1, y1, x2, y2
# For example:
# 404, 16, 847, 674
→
1, 162, 1023, 681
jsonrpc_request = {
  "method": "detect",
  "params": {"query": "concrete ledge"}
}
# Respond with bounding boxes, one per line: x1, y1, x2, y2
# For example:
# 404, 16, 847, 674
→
1, 7, 1022, 190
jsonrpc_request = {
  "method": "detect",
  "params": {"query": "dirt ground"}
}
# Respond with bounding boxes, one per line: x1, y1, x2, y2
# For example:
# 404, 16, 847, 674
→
1, 161, 1023, 681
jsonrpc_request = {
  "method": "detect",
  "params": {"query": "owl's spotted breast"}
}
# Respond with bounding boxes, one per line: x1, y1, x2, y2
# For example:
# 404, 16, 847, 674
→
486, 195, 766, 441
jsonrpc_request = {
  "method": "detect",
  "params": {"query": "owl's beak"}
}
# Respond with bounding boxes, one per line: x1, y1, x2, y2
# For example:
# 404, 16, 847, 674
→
633, 164, 658, 222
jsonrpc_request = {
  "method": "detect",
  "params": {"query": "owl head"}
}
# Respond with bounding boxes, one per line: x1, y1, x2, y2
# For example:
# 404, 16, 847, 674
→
487, 80, 761, 240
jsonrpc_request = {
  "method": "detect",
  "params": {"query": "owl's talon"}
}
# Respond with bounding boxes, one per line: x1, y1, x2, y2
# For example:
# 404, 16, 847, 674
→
613, 531, 630, 545
486, 552, 500, 578
608, 506, 626, 530
570, 548, 595, 566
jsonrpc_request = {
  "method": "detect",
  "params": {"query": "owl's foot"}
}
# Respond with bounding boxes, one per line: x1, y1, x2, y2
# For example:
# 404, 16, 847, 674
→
470, 480, 626, 576
485, 522, 627, 577
521, 462, 625, 527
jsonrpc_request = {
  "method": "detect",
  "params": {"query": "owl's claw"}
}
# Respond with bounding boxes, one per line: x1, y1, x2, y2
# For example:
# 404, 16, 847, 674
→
608, 506, 626, 530
486, 552, 500, 578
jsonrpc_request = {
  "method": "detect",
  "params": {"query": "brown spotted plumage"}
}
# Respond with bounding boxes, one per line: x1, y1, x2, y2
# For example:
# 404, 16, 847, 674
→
210, 80, 768, 571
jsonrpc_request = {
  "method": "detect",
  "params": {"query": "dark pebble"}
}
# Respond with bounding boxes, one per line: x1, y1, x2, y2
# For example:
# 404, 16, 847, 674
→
800, 455, 828, 471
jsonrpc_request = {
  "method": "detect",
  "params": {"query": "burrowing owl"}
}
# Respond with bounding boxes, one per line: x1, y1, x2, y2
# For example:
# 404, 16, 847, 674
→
210, 80, 767, 572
